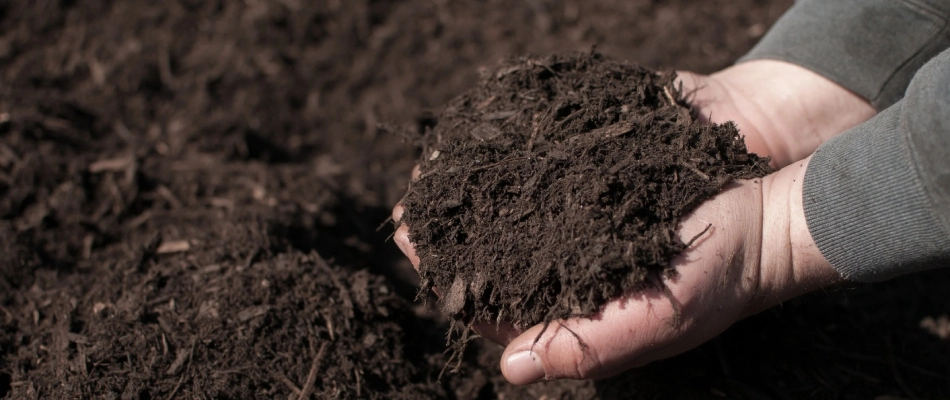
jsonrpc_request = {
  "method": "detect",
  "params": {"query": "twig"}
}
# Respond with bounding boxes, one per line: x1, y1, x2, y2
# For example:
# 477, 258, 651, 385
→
165, 374, 186, 400
275, 372, 303, 397
680, 163, 710, 181
531, 320, 552, 350
685, 223, 713, 248
438, 327, 478, 381
527, 112, 546, 151
89, 156, 133, 173
244, 247, 261, 270
313, 253, 353, 329
898, 359, 950, 381
653, 273, 682, 326
556, 107, 585, 128
662, 86, 676, 105
297, 342, 328, 400
156, 240, 191, 254
525, 320, 589, 372
376, 215, 393, 232
469, 156, 527, 173
555, 321, 589, 356
833, 364, 880, 384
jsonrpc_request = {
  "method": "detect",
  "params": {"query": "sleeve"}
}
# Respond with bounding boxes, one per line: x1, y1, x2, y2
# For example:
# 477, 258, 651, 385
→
740, 0, 950, 110
802, 48, 950, 282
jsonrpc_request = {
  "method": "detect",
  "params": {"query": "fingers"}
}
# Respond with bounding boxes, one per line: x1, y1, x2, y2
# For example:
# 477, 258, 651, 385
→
673, 70, 702, 93
392, 164, 420, 226
392, 192, 416, 269
393, 164, 421, 224
499, 291, 688, 385
497, 184, 759, 385
411, 164, 421, 180
673, 70, 718, 124
393, 163, 423, 267
392, 203, 406, 224
393, 224, 420, 270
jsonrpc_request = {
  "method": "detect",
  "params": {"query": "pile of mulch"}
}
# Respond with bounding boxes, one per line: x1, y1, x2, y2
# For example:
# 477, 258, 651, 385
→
401, 52, 770, 337
0, 137, 450, 398
3, 0, 949, 399
2, 246, 446, 399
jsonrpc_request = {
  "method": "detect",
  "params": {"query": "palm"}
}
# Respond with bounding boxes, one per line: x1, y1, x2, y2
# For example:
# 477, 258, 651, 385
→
395, 179, 769, 380
676, 71, 776, 167
495, 180, 766, 380
395, 60, 866, 384
677, 61, 876, 168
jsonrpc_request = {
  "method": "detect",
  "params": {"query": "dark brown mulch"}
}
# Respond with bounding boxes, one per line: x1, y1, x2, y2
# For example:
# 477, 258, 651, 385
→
402, 52, 769, 337
2, 0, 949, 399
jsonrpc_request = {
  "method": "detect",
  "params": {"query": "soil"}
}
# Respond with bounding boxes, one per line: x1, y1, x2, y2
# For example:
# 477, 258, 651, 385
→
401, 53, 770, 336
2, 0, 949, 399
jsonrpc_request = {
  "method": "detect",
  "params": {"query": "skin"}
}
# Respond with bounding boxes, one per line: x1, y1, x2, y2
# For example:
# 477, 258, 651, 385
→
393, 59, 877, 384
678, 60, 876, 168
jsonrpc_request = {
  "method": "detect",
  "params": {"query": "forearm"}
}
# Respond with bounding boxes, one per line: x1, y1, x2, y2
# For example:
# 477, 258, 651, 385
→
682, 0, 950, 168
802, 49, 950, 282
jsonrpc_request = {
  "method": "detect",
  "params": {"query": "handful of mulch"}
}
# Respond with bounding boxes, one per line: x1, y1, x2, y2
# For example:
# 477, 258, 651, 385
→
400, 52, 770, 351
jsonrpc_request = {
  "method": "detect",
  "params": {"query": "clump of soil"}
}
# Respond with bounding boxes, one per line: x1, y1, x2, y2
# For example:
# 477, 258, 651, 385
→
401, 52, 771, 335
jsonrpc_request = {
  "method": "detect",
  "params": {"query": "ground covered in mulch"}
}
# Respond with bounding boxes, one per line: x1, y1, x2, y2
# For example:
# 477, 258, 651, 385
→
402, 52, 769, 337
1, 0, 949, 399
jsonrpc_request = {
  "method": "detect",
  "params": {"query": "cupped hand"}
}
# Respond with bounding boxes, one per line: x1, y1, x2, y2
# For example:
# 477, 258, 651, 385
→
392, 59, 869, 385
493, 159, 842, 384
394, 158, 841, 384
677, 60, 875, 168
495, 178, 767, 384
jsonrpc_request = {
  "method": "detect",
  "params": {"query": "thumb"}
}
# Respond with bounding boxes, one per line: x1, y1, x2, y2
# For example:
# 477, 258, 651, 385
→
498, 292, 690, 385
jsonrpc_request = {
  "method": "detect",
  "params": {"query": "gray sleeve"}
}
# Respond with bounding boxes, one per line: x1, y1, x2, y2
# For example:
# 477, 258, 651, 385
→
740, 0, 950, 110
803, 49, 950, 282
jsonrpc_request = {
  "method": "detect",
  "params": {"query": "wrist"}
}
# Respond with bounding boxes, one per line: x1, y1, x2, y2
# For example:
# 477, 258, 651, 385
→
751, 157, 841, 313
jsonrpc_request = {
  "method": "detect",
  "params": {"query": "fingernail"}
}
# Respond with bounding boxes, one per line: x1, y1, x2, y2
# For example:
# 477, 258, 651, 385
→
505, 351, 545, 385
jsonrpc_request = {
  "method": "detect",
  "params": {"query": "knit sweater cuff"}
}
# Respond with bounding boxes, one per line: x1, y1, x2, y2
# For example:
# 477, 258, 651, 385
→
803, 103, 950, 282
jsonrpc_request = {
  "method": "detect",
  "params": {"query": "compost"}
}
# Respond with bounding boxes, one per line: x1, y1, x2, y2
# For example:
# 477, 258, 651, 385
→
401, 52, 770, 337
2, 1, 949, 399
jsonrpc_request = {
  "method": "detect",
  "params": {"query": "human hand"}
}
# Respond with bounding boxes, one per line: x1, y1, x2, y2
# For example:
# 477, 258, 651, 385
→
393, 158, 841, 384
677, 60, 875, 168
493, 158, 841, 384
393, 60, 869, 384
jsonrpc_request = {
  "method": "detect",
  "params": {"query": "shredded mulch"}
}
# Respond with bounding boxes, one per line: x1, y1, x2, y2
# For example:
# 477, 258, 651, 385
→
402, 53, 770, 341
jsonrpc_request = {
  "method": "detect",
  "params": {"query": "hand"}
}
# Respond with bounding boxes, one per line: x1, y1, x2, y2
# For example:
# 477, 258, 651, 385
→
393, 60, 869, 384
395, 158, 841, 384
677, 60, 875, 168
494, 158, 841, 384
392, 166, 520, 345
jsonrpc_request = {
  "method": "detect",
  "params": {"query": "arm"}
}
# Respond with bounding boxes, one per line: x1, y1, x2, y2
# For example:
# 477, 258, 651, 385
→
679, 0, 950, 168
394, 0, 950, 385
741, 0, 950, 110
677, 61, 876, 168
499, 156, 835, 384
498, 48, 950, 385
804, 48, 950, 282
